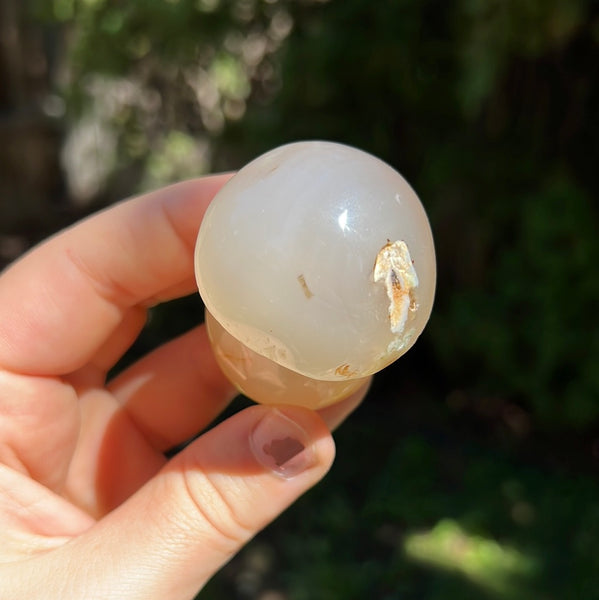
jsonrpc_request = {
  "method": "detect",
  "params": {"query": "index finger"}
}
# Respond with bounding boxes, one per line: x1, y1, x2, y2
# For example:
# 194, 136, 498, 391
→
0, 175, 231, 375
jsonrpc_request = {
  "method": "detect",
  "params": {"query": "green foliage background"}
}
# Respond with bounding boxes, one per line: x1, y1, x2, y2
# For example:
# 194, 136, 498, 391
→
5, 0, 599, 597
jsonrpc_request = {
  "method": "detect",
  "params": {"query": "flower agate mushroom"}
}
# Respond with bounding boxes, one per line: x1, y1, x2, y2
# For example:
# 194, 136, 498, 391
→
194, 141, 436, 409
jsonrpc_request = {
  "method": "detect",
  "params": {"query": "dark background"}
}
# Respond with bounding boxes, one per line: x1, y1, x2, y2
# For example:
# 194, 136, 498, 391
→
1, 1, 598, 598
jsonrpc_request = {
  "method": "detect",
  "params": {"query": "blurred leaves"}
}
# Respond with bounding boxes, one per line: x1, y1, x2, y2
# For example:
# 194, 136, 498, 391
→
404, 519, 538, 597
33, 0, 298, 198
434, 175, 599, 427
456, 0, 589, 116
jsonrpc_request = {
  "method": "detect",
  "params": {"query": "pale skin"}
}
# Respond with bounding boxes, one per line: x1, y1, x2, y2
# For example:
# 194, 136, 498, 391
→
0, 176, 369, 599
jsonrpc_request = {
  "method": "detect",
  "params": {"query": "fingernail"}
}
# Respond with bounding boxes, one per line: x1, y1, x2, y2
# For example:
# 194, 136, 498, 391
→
250, 409, 316, 479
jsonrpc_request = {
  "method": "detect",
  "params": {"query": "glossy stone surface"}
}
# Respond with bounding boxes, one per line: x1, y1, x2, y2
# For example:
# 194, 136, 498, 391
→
195, 141, 436, 402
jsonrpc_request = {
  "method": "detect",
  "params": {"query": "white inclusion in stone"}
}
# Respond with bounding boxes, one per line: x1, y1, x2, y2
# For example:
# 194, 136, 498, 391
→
373, 240, 419, 335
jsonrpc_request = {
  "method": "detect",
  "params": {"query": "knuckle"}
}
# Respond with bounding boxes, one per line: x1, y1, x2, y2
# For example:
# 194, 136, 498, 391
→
180, 466, 254, 554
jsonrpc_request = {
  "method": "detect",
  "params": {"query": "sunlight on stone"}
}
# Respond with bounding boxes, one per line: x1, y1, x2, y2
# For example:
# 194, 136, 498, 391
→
404, 519, 538, 595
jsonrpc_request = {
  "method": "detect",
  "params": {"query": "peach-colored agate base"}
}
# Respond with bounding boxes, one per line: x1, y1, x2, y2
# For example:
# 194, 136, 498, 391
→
205, 310, 368, 409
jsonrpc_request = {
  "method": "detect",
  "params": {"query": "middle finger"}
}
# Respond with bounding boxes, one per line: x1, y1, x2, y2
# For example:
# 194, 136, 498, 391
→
107, 324, 236, 452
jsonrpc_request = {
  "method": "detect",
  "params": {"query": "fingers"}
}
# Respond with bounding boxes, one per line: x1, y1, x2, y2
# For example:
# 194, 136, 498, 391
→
0, 175, 231, 376
66, 320, 362, 516
36, 405, 335, 600
90, 306, 148, 374
0, 464, 95, 555
107, 324, 236, 452
0, 371, 80, 493
107, 327, 367, 454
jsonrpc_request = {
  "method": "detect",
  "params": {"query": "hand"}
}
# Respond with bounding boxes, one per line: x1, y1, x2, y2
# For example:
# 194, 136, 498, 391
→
0, 177, 369, 599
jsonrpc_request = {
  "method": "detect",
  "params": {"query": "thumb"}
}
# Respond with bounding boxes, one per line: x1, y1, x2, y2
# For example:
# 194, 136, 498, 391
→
53, 405, 334, 599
